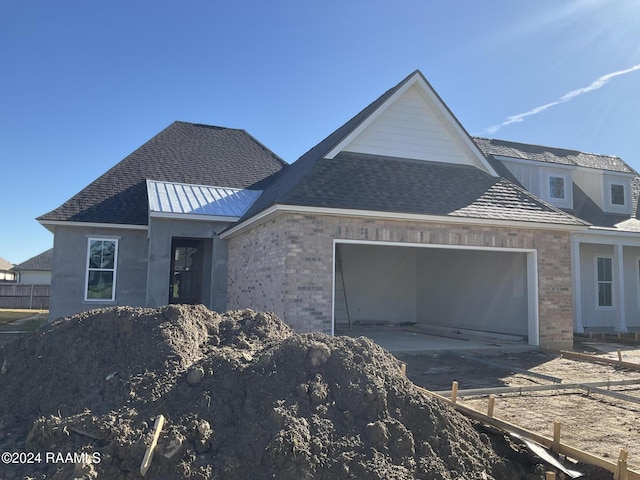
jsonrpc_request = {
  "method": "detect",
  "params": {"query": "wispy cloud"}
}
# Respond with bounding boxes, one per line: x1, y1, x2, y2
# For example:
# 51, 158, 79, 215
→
480, 64, 640, 135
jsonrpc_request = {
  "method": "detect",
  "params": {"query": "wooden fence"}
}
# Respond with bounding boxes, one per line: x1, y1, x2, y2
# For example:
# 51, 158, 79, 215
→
0, 284, 50, 309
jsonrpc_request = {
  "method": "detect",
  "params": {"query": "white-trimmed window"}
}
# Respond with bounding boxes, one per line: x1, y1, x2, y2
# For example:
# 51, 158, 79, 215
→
595, 256, 613, 308
540, 170, 571, 208
85, 238, 118, 301
611, 184, 625, 206
548, 175, 566, 200
603, 176, 631, 213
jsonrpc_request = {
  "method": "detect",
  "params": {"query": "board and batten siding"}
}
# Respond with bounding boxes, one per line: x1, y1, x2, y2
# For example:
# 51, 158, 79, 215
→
343, 84, 474, 166
501, 159, 539, 195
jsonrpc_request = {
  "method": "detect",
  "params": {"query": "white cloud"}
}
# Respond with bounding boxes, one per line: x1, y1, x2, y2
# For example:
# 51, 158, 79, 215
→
480, 63, 640, 135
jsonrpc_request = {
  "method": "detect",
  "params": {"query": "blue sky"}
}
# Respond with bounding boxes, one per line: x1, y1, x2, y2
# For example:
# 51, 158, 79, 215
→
2, 0, 640, 264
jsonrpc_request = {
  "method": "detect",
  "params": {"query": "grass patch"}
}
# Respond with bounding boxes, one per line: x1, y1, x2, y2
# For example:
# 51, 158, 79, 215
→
0, 317, 47, 332
0, 309, 48, 329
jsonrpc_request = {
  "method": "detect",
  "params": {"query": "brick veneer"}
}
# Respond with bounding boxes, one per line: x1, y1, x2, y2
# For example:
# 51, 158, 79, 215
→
227, 212, 574, 348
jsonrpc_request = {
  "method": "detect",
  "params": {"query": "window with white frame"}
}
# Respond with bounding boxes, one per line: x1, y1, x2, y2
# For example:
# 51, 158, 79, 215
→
548, 175, 566, 200
596, 256, 613, 308
540, 170, 571, 208
611, 184, 625, 206
85, 238, 118, 301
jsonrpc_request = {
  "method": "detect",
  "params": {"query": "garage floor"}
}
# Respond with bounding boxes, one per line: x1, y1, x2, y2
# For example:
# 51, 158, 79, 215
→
340, 324, 533, 353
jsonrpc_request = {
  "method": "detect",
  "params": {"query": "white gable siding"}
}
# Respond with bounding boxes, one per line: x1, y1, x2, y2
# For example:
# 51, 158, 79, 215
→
343, 85, 476, 167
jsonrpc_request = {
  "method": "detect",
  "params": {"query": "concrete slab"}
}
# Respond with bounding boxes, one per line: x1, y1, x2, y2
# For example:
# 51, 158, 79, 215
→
337, 324, 532, 354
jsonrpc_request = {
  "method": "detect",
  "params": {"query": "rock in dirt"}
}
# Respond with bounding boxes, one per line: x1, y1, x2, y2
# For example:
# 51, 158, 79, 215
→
0, 305, 602, 479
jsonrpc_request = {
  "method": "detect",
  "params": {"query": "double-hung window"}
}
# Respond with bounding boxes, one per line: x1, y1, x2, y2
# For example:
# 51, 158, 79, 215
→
85, 238, 118, 301
596, 256, 613, 308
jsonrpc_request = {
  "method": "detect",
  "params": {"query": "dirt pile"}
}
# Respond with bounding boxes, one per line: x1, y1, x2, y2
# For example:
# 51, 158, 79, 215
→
0, 305, 574, 479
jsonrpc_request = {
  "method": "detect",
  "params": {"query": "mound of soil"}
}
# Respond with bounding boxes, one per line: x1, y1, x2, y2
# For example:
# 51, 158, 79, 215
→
0, 305, 599, 479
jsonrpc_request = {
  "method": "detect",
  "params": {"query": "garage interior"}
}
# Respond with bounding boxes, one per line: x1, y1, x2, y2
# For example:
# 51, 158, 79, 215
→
333, 241, 539, 350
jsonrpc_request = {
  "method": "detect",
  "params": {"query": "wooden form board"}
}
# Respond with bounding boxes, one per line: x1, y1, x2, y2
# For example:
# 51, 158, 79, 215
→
416, 385, 640, 479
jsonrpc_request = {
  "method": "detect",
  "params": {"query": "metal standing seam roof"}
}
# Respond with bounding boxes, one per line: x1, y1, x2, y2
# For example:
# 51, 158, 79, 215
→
146, 180, 262, 218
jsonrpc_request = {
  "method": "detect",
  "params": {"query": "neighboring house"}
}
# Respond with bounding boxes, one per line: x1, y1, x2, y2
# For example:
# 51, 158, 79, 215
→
37, 70, 638, 348
0, 257, 16, 282
12, 248, 53, 285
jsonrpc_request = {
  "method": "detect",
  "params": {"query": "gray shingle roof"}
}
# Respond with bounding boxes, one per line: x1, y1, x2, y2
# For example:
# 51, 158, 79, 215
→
12, 249, 53, 271
474, 137, 634, 173
243, 71, 420, 220
38, 122, 286, 226
269, 152, 586, 225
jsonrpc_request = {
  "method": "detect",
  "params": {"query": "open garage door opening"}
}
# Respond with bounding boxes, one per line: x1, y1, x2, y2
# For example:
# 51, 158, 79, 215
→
333, 240, 539, 347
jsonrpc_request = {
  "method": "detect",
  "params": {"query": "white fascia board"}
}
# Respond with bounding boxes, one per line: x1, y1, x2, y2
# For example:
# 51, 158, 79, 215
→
324, 73, 498, 177
220, 204, 588, 239
495, 155, 576, 170
325, 76, 418, 160
334, 238, 537, 254
38, 220, 148, 231
149, 211, 239, 223
573, 228, 640, 247
576, 165, 637, 177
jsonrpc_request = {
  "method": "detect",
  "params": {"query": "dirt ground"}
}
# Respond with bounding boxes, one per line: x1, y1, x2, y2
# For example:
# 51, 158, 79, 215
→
396, 345, 640, 473
0, 305, 616, 479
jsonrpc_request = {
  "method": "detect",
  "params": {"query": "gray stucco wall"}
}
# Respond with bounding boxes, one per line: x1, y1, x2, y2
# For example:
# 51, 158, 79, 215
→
49, 218, 231, 321
49, 225, 149, 320
146, 217, 230, 312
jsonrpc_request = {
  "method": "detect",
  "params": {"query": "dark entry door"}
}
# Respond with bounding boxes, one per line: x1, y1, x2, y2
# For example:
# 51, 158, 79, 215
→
169, 238, 204, 304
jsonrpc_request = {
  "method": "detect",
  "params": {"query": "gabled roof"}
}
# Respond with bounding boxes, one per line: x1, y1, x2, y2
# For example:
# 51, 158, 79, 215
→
12, 249, 53, 272
239, 72, 586, 229
147, 180, 261, 220
0, 257, 13, 271
474, 137, 635, 174
324, 71, 497, 175
38, 122, 286, 226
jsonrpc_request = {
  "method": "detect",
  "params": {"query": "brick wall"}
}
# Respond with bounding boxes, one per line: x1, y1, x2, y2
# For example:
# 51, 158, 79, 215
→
227, 213, 574, 348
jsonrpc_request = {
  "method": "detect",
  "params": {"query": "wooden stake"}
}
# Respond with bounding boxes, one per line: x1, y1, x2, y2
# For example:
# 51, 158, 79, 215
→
415, 385, 640, 479
400, 363, 406, 377
487, 394, 496, 418
552, 421, 561, 454
546, 472, 556, 480
451, 381, 459, 404
615, 449, 629, 480
618, 349, 623, 362
140, 414, 165, 476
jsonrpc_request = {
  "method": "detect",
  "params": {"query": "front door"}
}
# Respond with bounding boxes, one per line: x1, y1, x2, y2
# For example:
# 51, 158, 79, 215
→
169, 238, 204, 304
